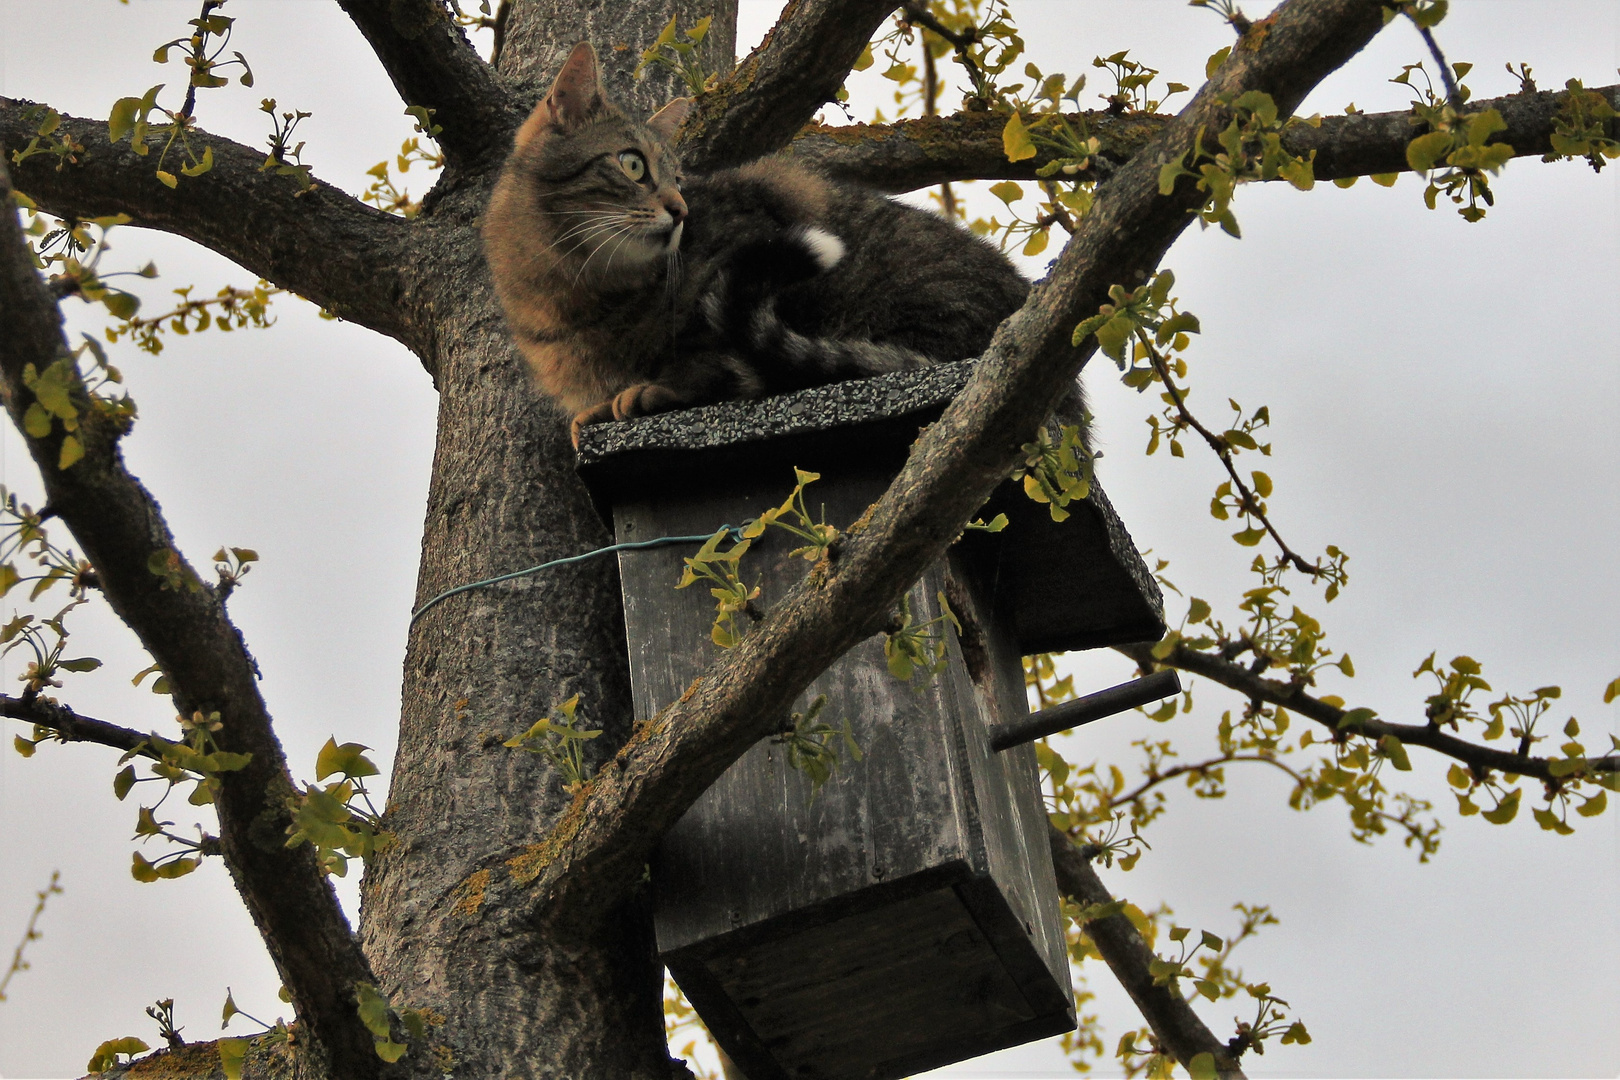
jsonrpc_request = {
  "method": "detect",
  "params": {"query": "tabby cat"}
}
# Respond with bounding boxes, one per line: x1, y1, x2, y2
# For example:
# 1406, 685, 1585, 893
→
481, 42, 1033, 443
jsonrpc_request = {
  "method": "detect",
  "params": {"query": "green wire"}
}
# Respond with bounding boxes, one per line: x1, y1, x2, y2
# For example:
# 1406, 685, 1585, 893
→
409, 525, 745, 626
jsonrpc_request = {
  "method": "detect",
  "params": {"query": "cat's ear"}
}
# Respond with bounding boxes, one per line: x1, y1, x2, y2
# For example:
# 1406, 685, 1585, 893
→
517, 41, 609, 147
646, 97, 693, 144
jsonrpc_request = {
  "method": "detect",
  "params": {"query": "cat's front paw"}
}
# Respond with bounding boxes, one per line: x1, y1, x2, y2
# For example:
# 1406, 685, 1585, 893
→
611, 383, 685, 420
569, 400, 616, 448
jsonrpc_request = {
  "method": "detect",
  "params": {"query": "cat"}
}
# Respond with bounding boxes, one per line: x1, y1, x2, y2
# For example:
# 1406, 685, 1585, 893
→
481, 41, 1035, 445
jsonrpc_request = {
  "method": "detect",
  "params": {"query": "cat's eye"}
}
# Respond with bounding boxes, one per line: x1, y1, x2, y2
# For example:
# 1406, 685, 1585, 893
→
617, 151, 648, 182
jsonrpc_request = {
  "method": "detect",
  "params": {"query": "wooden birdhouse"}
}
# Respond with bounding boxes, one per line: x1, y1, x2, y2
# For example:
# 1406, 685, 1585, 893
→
576, 361, 1166, 1080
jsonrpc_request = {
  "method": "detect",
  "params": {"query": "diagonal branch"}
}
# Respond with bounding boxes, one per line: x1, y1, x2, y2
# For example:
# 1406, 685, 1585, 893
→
475, 0, 1394, 931
335, 0, 520, 169
785, 83, 1620, 192
0, 160, 385, 1080
678, 0, 901, 172
0, 99, 417, 349
1049, 824, 1246, 1078
1116, 642, 1620, 786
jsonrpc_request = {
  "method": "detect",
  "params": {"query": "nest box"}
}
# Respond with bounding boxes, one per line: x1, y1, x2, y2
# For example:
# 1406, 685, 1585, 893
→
577, 362, 1165, 1080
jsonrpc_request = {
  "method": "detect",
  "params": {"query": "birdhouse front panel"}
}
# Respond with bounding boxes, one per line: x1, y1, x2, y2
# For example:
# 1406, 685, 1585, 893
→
575, 363, 1167, 1078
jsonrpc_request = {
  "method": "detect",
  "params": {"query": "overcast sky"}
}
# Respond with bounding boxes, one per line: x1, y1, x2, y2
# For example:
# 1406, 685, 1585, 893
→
0, 2, 1616, 1078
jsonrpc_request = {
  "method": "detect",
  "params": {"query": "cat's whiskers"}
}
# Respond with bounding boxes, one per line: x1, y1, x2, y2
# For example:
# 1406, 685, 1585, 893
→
571, 221, 639, 285
551, 216, 634, 263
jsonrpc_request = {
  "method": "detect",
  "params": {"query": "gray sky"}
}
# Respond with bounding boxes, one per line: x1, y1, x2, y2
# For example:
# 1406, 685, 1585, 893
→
1, 2, 1616, 1077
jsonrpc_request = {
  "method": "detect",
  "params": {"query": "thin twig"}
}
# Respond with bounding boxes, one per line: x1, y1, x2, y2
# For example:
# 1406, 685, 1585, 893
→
0, 870, 62, 1003
1137, 331, 1320, 577
1413, 21, 1463, 109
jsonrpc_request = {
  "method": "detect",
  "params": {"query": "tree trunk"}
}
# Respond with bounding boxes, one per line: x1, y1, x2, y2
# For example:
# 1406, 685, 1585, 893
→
355, 3, 737, 1076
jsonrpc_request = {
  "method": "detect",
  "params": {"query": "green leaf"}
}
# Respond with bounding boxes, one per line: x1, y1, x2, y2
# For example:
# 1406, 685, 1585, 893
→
1532, 806, 1574, 835
131, 852, 160, 882
1405, 130, 1455, 173
108, 97, 140, 144
355, 982, 393, 1038
1576, 789, 1606, 817
1250, 470, 1273, 497
1379, 733, 1412, 771
181, 145, 214, 178
1231, 526, 1266, 547
14, 734, 36, 757
1002, 112, 1037, 162
1603, 677, 1619, 704
23, 402, 52, 438
156, 170, 179, 189
1281, 1020, 1312, 1045
219, 1038, 249, 1080
58, 435, 85, 470
87, 1037, 150, 1073
988, 179, 1024, 205
1200, 929, 1223, 951
58, 656, 102, 672
1482, 788, 1521, 824
375, 1040, 408, 1063
316, 737, 380, 781
1370, 171, 1399, 187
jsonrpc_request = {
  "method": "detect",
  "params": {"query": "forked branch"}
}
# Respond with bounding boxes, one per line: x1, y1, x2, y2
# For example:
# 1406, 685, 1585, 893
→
0, 160, 385, 1080
336, 0, 520, 168
679, 0, 901, 171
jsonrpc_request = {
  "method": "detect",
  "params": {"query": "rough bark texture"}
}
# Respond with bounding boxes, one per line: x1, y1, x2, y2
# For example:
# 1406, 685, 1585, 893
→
336, 0, 522, 170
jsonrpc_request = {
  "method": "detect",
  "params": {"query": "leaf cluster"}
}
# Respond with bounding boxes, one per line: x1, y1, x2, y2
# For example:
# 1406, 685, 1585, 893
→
881, 591, 961, 683
1544, 77, 1620, 171
1157, 89, 1318, 238
635, 15, 715, 96
1393, 61, 1514, 221
504, 693, 602, 795
361, 122, 447, 219
1414, 654, 1617, 833
1013, 421, 1092, 521
771, 694, 862, 798
284, 738, 393, 876
113, 711, 251, 882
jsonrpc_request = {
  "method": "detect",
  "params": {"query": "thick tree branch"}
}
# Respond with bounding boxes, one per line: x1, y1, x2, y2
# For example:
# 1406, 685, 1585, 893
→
679, 0, 901, 171
2, 694, 152, 757
1116, 642, 1620, 786
469, 0, 1393, 932
335, 0, 521, 169
0, 162, 385, 1080
785, 84, 1620, 192
1048, 824, 1246, 1078
0, 99, 417, 349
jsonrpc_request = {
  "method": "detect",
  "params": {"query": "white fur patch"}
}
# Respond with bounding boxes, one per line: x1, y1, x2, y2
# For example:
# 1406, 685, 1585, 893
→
798, 226, 845, 270
666, 220, 685, 252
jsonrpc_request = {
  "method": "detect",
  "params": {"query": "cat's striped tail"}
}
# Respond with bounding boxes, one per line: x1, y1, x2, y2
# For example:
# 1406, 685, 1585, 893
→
704, 226, 931, 394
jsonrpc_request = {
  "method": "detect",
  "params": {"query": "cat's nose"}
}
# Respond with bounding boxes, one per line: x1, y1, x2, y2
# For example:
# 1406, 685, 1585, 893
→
664, 192, 688, 224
